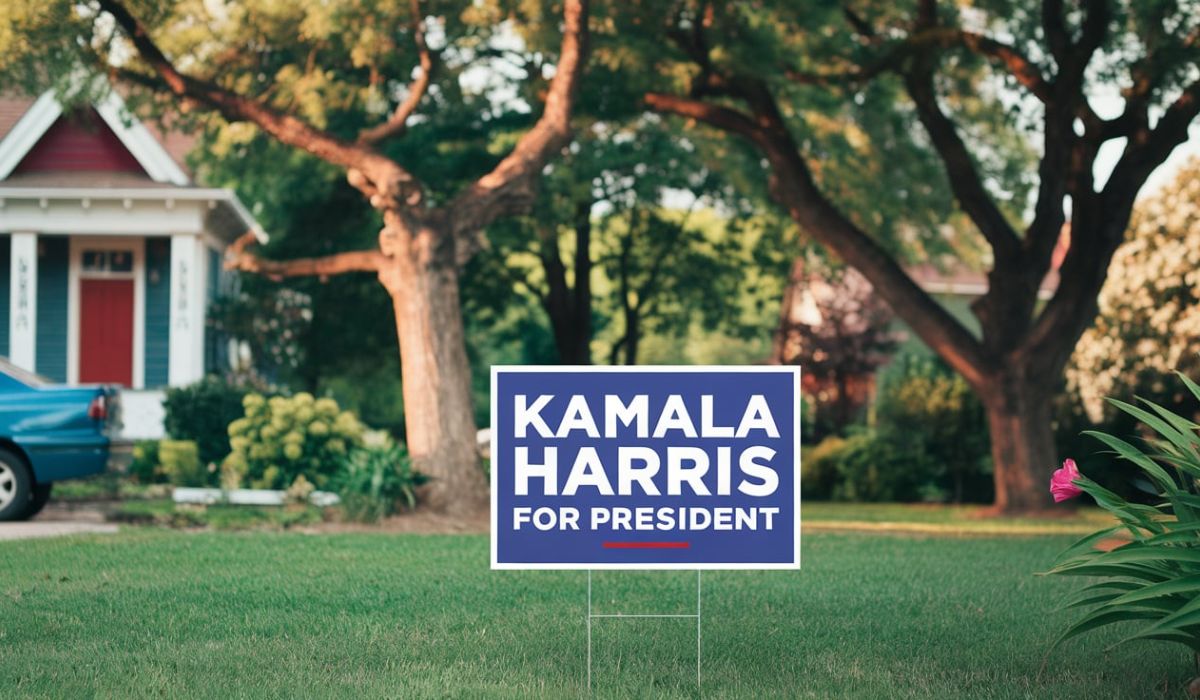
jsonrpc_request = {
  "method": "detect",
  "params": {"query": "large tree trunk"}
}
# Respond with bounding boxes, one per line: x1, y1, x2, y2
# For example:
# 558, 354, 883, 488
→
380, 219, 488, 516
979, 368, 1057, 513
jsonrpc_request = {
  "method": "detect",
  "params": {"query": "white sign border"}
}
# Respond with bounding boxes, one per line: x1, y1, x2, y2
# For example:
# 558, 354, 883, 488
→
490, 365, 802, 571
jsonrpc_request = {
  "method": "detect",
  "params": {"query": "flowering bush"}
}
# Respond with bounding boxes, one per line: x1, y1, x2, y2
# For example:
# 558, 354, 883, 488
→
222, 392, 365, 490
158, 439, 207, 487
1067, 157, 1200, 422
1047, 371, 1200, 654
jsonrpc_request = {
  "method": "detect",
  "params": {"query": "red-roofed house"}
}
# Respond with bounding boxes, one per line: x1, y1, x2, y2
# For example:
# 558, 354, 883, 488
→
0, 90, 263, 436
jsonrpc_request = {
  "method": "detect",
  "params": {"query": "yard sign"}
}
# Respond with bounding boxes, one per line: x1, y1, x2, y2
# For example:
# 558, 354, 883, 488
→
490, 366, 801, 569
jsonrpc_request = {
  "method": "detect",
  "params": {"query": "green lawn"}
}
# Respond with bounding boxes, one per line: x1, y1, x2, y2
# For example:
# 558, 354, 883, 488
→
0, 529, 1189, 699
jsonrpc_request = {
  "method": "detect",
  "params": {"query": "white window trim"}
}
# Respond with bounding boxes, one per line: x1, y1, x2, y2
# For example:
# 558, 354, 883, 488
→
67, 236, 146, 388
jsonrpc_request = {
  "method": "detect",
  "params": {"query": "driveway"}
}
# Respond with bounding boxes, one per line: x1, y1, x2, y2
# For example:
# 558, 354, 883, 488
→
0, 502, 118, 541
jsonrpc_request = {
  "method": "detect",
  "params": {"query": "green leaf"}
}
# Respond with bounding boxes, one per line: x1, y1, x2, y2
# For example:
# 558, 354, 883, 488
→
1043, 563, 1171, 582
1176, 371, 1200, 406
1107, 398, 1197, 465
1052, 525, 1131, 567
1053, 609, 1165, 648
1106, 574, 1200, 606
1083, 431, 1179, 496
1113, 595, 1200, 647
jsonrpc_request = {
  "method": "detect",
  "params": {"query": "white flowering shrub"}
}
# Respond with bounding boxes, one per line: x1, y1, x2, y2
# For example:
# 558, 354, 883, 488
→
222, 392, 365, 490
1067, 156, 1200, 422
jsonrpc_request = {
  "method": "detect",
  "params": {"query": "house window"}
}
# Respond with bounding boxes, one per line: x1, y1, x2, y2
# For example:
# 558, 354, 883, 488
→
82, 250, 134, 274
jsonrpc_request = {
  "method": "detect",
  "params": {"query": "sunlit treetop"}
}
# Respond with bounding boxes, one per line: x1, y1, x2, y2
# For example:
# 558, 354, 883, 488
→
0, 0, 585, 209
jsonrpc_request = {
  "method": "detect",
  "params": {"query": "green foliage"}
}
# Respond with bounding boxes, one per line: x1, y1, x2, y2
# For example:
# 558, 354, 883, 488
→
803, 356, 992, 503
1068, 157, 1200, 425
332, 442, 427, 523
223, 393, 365, 490
209, 288, 313, 378
319, 362, 406, 438
874, 355, 992, 502
158, 440, 206, 488
802, 436, 847, 500
1048, 372, 1200, 656
128, 440, 161, 484
163, 377, 251, 467
828, 431, 940, 503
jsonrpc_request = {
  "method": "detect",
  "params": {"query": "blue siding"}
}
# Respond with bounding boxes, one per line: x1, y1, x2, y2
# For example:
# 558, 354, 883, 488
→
144, 238, 171, 387
0, 235, 9, 357
35, 236, 68, 381
204, 246, 225, 374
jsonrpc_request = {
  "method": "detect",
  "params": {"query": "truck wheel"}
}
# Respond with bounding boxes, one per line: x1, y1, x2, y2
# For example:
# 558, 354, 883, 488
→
22, 483, 52, 519
0, 450, 33, 522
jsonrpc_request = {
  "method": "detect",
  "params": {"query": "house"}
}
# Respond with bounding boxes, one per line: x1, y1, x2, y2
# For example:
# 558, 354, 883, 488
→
774, 247, 1065, 434
0, 90, 264, 437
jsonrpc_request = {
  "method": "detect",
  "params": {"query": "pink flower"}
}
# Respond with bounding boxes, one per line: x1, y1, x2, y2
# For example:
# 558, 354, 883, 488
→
1050, 458, 1083, 503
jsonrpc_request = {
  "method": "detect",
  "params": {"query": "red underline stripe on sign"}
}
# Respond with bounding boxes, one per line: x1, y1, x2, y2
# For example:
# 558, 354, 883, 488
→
602, 541, 690, 549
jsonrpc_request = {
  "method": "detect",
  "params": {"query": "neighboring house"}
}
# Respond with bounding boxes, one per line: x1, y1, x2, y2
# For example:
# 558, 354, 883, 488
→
0, 90, 264, 437
775, 246, 1065, 432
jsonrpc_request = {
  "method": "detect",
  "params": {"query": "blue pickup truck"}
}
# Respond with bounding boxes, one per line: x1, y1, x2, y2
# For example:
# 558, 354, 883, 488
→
0, 359, 120, 521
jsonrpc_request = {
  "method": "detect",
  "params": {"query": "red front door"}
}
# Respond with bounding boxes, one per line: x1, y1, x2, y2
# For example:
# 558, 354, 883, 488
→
79, 278, 134, 386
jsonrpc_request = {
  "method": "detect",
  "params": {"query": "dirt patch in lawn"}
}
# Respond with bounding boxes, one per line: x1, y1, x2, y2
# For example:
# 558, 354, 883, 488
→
303, 508, 490, 535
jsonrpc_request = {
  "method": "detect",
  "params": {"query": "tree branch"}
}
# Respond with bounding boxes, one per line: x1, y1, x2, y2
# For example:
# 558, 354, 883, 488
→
786, 27, 1052, 103
1104, 77, 1200, 221
903, 64, 1021, 258
647, 84, 993, 390
97, 0, 424, 207
1021, 1, 1109, 290
356, 0, 434, 145
447, 0, 589, 242
224, 232, 385, 282
1041, 0, 1070, 65
1024, 76, 1200, 376
643, 93, 764, 140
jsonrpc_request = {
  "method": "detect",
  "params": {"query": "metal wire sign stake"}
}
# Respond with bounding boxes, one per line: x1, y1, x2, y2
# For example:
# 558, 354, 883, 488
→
490, 366, 802, 694
586, 570, 702, 692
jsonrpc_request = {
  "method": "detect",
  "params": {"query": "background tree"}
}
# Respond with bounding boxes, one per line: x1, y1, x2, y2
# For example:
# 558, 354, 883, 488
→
1, 0, 590, 514
1067, 156, 1200, 424
598, 206, 739, 365
616, 0, 1200, 512
471, 116, 763, 365
775, 258, 899, 435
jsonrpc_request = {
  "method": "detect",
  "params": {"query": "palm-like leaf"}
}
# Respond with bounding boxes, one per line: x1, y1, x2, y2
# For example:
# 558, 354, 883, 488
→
1049, 373, 1200, 654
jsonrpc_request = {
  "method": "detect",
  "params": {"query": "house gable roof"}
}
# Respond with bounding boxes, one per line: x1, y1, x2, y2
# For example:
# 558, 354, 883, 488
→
0, 90, 189, 186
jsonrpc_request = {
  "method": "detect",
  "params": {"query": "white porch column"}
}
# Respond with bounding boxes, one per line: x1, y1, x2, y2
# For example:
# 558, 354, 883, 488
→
9, 232, 37, 372
168, 233, 206, 385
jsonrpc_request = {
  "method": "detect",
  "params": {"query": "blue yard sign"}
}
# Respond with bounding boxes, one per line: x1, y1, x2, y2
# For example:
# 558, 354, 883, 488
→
490, 366, 801, 570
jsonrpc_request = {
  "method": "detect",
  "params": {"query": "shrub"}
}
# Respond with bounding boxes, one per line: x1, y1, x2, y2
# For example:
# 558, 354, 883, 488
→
332, 441, 426, 523
164, 376, 250, 467
158, 440, 206, 487
128, 440, 161, 484
873, 354, 992, 502
223, 392, 365, 490
830, 430, 939, 503
802, 436, 847, 500
1047, 372, 1200, 660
